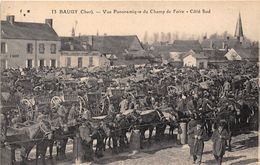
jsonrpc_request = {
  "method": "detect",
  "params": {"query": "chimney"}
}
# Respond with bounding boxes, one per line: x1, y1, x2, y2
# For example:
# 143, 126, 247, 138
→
69, 43, 74, 51
45, 19, 53, 28
6, 15, 15, 24
88, 36, 93, 46
210, 40, 213, 49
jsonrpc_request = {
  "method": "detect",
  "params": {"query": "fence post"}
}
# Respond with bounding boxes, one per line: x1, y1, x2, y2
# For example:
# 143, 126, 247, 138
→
0, 145, 13, 165
35, 143, 38, 165
179, 122, 187, 145
73, 136, 82, 164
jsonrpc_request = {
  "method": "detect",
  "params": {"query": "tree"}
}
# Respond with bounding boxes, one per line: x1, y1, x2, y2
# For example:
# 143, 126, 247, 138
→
166, 32, 171, 42
153, 32, 159, 43
143, 31, 149, 44
161, 32, 165, 42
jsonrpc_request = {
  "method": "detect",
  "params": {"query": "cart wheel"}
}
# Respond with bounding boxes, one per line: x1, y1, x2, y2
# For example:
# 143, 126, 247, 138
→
167, 86, 177, 96
51, 96, 62, 108
78, 96, 86, 114
21, 99, 33, 108
100, 96, 110, 115
33, 86, 42, 92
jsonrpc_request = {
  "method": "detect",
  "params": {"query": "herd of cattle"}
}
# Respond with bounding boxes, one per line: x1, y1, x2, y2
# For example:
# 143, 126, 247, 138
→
0, 61, 259, 164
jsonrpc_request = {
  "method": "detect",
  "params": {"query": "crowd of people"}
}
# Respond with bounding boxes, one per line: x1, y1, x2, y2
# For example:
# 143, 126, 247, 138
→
0, 61, 259, 164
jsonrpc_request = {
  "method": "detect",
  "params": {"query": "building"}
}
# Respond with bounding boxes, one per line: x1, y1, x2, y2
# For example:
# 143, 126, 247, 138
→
1, 15, 61, 69
224, 48, 258, 62
183, 50, 208, 68
78, 35, 147, 66
201, 12, 258, 63
204, 49, 228, 65
60, 37, 110, 68
172, 40, 203, 53
147, 40, 204, 66
224, 48, 242, 61
234, 12, 244, 44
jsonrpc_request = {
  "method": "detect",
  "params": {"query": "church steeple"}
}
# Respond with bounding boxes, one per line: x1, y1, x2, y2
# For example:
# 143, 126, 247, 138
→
234, 12, 244, 43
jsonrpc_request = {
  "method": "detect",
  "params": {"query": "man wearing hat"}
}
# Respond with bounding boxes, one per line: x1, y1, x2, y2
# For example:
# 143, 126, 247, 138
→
223, 80, 231, 96
188, 121, 206, 164
176, 93, 188, 117
119, 96, 129, 113
68, 104, 79, 126
77, 121, 94, 163
211, 121, 230, 165
187, 113, 198, 160
187, 95, 198, 114
144, 91, 155, 108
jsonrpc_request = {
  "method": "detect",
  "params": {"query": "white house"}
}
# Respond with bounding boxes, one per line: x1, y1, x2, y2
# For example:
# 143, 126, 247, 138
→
60, 37, 110, 68
1, 16, 61, 69
224, 48, 242, 61
183, 50, 208, 69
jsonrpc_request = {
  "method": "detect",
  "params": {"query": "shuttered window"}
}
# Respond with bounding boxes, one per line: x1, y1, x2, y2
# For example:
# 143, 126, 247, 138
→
39, 43, 45, 54
50, 44, 56, 54
1, 42, 7, 54
27, 43, 33, 54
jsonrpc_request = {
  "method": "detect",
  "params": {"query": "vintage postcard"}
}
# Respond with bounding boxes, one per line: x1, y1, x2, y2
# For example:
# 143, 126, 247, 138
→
0, 1, 259, 165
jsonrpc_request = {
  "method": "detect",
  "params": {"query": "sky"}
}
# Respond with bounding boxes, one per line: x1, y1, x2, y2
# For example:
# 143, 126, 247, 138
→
1, 1, 260, 42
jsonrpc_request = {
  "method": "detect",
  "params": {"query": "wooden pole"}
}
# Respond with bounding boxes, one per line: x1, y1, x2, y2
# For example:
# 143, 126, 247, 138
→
180, 122, 187, 145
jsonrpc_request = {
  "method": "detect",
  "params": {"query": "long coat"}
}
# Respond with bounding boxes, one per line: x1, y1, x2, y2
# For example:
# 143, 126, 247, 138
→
188, 127, 206, 156
187, 119, 197, 146
211, 129, 230, 157
187, 119, 197, 155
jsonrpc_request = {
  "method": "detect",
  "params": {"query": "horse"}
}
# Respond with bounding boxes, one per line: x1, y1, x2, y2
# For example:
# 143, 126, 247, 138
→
134, 109, 167, 148
5, 120, 53, 164
102, 121, 119, 152
236, 98, 258, 131
50, 121, 80, 160
165, 112, 182, 139
90, 126, 106, 158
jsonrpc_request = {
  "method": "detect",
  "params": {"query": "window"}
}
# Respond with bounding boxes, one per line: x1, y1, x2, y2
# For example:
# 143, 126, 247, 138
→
27, 43, 33, 54
39, 59, 45, 67
199, 62, 204, 69
1, 42, 7, 54
67, 57, 71, 67
89, 56, 93, 67
50, 44, 56, 54
78, 57, 83, 68
50, 59, 56, 67
39, 43, 45, 54
1, 59, 7, 69
26, 59, 33, 68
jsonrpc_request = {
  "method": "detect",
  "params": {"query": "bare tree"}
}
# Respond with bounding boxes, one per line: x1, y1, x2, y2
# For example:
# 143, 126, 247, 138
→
143, 31, 149, 44
153, 32, 159, 43
167, 32, 171, 42
161, 32, 165, 42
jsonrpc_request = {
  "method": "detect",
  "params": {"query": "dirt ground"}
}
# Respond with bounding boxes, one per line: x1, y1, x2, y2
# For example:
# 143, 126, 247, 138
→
13, 130, 259, 165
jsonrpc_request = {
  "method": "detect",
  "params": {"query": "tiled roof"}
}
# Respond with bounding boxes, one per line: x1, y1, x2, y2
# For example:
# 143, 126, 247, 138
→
201, 38, 251, 49
183, 50, 208, 59
60, 37, 91, 52
80, 35, 144, 55
235, 48, 259, 60
1, 21, 60, 41
204, 50, 227, 60
172, 40, 202, 53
